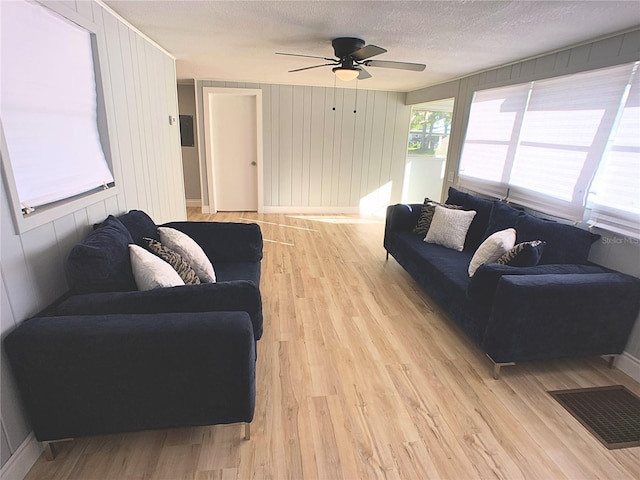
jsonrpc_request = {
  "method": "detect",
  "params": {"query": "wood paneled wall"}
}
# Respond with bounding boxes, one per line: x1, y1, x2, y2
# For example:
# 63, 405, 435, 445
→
406, 28, 640, 380
195, 81, 411, 212
0, 0, 184, 471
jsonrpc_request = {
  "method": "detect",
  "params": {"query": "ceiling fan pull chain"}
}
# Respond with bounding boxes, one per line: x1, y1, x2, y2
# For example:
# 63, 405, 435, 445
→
354, 80, 358, 114
332, 74, 336, 111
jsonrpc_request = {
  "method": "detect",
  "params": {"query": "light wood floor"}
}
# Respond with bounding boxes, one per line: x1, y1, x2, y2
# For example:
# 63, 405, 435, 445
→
26, 211, 640, 480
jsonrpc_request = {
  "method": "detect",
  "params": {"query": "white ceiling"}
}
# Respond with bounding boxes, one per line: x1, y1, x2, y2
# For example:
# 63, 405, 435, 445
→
103, 0, 640, 92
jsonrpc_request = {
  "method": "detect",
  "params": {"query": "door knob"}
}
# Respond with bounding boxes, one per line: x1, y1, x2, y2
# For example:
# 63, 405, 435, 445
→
251, 161, 257, 166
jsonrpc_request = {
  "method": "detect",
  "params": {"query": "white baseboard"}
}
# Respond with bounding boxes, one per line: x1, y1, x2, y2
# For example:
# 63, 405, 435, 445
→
261, 206, 361, 214
186, 199, 202, 208
616, 351, 640, 382
0, 433, 42, 480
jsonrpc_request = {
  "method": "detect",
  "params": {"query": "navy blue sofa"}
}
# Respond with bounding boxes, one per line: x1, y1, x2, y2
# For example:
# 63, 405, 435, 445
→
4, 210, 263, 457
384, 188, 640, 377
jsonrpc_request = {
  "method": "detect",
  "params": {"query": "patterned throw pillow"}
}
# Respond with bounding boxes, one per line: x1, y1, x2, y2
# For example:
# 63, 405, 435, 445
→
497, 240, 546, 267
413, 198, 463, 236
144, 237, 201, 285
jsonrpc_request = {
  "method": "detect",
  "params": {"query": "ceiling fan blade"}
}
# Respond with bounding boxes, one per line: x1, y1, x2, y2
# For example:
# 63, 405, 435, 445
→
364, 60, 426, 71
288, 63, 338, 73
357, 67, 372, 80
351, 44, 387, 61
276, 52, 336, 62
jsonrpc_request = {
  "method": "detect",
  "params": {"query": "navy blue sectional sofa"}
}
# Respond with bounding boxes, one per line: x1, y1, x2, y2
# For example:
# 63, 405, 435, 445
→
4, 210, 263, 457
384, 188, 640, 377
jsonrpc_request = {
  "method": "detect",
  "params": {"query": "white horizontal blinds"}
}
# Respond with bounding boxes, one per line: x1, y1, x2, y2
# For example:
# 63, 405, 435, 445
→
0, 0, 114, 210
458, 84, 530, 198
508, 65, 633, 219
589, 64, 640, 238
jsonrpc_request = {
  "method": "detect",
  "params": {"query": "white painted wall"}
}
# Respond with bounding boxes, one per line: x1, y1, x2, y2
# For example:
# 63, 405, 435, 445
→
194, 81, 412, 215
0, 0, 184, 473
407, 28, 640, 380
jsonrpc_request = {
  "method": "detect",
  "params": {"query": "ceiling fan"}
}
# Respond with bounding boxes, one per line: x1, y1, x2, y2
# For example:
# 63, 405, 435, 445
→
276, 37, 426, 81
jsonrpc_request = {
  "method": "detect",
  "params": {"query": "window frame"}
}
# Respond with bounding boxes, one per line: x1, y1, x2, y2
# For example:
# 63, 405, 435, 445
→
0, 0, 120, 234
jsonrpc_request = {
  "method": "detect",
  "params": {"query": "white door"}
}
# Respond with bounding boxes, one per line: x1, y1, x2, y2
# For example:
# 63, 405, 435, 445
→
204, 89, 262, 212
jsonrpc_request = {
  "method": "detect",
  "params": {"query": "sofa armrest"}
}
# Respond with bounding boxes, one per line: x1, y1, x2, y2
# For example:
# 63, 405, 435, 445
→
482, 273, 640, 363
162, 221, 263, 263
385, 203, 422, 233
4, 312, 256, 442
55, 281, 263, 340
467, 263, 607, 307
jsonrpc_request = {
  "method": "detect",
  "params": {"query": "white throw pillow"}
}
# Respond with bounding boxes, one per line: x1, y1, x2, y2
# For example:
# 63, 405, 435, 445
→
468, 228, 517, 277
129, 244, 185, 290
424, 206, 477, 252
157, 227, 216, 283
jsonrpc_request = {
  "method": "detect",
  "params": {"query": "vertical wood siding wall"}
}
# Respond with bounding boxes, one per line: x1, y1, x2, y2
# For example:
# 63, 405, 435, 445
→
195, 81, 412, 212
407, 28, 640, 375
0, 0, 184, 469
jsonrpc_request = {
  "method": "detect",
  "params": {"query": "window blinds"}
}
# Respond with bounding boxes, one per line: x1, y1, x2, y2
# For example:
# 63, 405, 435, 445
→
458, 62, 638, 227
0, 0, 114, 210
589, 65, 640, 238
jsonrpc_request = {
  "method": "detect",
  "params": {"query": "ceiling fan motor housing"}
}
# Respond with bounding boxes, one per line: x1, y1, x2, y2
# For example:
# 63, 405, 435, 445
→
332, 37, 365, 60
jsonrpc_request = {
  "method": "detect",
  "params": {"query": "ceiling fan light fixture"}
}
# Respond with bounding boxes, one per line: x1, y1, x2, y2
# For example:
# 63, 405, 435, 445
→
332, 66, 360, 81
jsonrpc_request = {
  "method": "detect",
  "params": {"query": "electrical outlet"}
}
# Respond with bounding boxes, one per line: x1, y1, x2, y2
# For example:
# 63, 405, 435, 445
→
169, 115, 177, 125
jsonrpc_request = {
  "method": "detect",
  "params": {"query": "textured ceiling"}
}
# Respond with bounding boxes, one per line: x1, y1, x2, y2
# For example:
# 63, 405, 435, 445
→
103, 0, 640, 92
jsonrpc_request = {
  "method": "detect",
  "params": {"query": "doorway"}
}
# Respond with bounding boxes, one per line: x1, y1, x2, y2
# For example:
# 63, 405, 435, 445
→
402, 97, 455, 203
203, 88, 263, 212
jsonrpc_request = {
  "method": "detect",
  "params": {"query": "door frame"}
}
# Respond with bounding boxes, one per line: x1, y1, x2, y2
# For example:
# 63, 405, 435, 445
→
202, 87, 263, 213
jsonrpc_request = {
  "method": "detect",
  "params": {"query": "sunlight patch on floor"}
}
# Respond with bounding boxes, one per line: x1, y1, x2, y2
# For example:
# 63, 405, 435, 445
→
237, 218, 318, 232
263, 238, 295, 247
287, 215, 384, 225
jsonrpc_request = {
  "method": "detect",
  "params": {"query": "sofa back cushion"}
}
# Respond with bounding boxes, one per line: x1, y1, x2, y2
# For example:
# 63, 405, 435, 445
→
67, 216, 136, 294
482, 201, 525, 241
515, 214, 600, 265
117, 210, 159, 245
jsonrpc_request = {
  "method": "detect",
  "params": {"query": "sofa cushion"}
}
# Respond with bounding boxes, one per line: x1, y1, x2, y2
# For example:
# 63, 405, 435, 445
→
144, 238, 201, 285
425, 206, 477, 251
462, 194, 494, 251
468, 228, 516, 277
445, 186, 467, 206
482, 201, 525, 240
129, 244, 185, 290
497, 240, 545, 267
515, 214, 600, 265
158, 227, 216, 282
116, 210, 160, 245
66, 216, 137, 294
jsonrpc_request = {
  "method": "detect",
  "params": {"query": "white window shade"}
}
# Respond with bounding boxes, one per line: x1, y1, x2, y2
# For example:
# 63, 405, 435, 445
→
0, 0, 114, 210
458, 84, 529, 198
589, 66, 640, 238
507, 65, 632, 219
458, 62, 638, 224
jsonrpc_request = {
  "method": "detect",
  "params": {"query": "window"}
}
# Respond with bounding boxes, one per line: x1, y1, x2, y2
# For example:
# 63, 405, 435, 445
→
458, 62, 639, 236
588, 65, 640, 237
0, 0, 115, 230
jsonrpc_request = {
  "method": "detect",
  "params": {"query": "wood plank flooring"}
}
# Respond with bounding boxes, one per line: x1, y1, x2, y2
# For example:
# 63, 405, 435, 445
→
26, 211, 640, 479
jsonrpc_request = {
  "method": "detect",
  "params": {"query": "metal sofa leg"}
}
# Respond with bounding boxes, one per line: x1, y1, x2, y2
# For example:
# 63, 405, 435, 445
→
42, 438, 73, 460
43, 442, 57, 461
244, 422, 251, 440
487, 354, 516, 379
